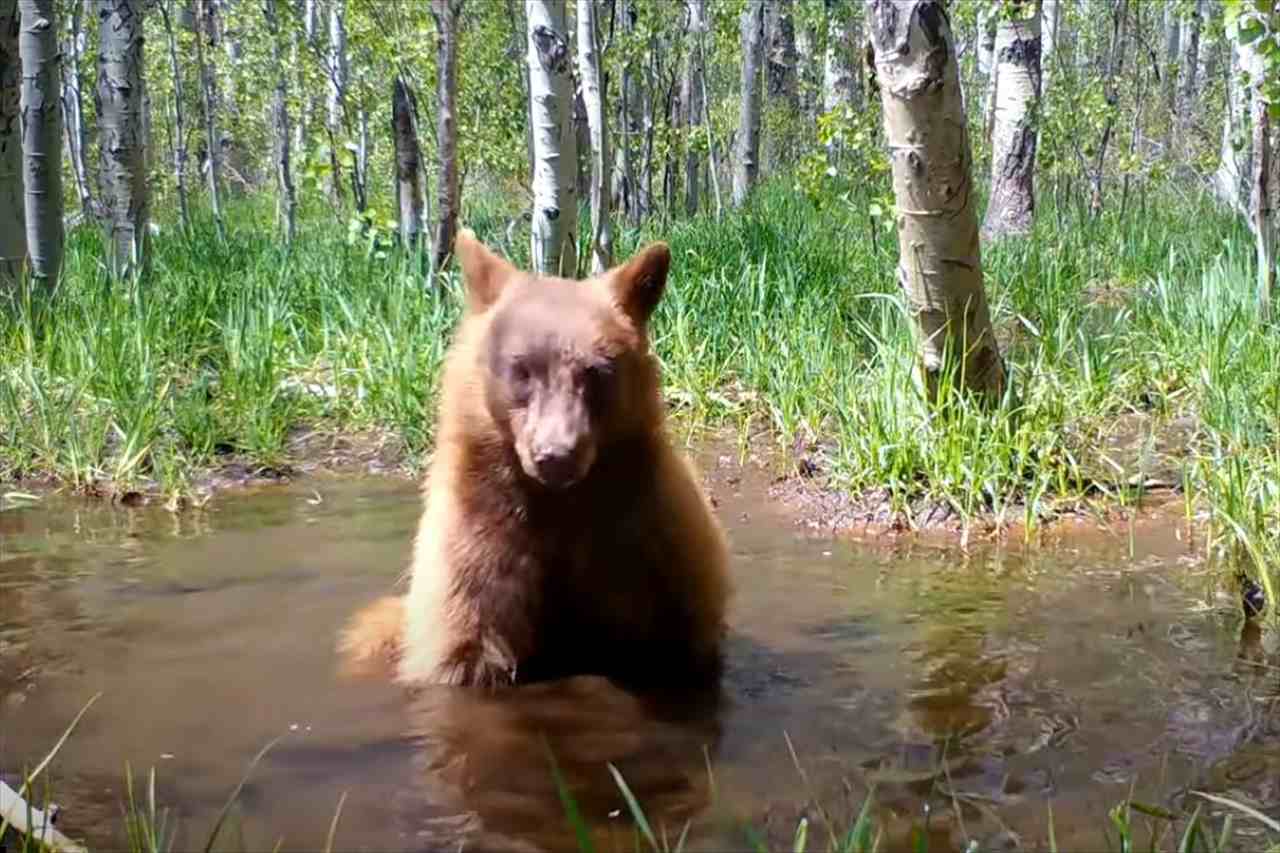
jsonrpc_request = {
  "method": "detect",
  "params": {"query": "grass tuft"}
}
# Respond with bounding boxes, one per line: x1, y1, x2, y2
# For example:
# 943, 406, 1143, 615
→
2, 183, 1279, 590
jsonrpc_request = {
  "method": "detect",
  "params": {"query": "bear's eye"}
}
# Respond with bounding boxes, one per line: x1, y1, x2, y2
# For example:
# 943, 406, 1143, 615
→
581, 363, 614, 409
508, 360, 532, 404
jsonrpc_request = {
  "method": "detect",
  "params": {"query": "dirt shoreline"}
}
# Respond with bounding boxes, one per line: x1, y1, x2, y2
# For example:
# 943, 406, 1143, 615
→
2, 424, 1198, 556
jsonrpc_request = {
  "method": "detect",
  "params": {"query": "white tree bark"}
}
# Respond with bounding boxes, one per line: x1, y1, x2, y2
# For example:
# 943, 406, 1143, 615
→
822, 0, 859, 116
577, 0, 610, 273
20, 0, 64, 283
61, 0, 92, 217
194, 0, 224, 239
264, 0, 295, 243
0, 0, 24, 285
294, 0, 318, 158
1177, 0, 1204, 139
432, 0, 460, 266
619, 0, 638, 223
96, 0, 149, 278
977, 2, 995, 76
1214, 31, 1251, 219
867, 0, 1005, 399
326, 0, 348, 203
697, 21, 723, 219
159, 0, 190, 231
681, 0, 706, 216
1040, 0, 1059, 88
1244, 38, 1275, 314
526, 0, 577, 276
982, 5, 1041, 240
732, 0, 764, 207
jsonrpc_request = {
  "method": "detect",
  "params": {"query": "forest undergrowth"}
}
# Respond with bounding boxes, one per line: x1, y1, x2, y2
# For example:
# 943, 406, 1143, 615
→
1, 180, 1277, 592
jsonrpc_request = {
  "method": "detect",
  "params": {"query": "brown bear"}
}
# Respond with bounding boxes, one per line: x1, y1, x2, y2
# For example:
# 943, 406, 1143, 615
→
340, 229, 731, 690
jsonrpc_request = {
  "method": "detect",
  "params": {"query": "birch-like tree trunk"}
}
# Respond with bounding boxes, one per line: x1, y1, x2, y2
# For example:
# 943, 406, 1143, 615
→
1177, 0, 1204, 143
1040, 0, 1059, 88
96, 0, 149, 279
822, 0, 860, 116
765, 0, 798, 111
795, 17, 819, 120
618, 0, 640, 223
0, 0, 24, 285
982, 4, 1041, 241
639, 33, 656, 218
1252, 110, 1275, 315
867, 0, 1005, 399
577, 0, 610, 273
159, 0, 190, 231
978, 2, 996, 140
194, 0, 224, 238
681, 0, 706, 217
1214, 29, 1251, 218
432, 0, 460, 267
1088, 0, 1127, 218
294, 0, 318, 159
1244, 41, 1275, 314
1157, 1, 1178, 155
264, 0, 295, 243
697, 18, 723, 219
392, 76, 423, 248
977, 2, 995, 77
326, 0, 348, 204
62, 0, 92, 217
20, 0, 63, 284
1162, 2, 1179, 113
732, 0, 764, 207
353, 101, 368, 210
526, 0, 577, 277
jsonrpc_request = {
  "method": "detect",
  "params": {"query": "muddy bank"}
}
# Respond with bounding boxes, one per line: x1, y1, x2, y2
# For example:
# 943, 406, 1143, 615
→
3, 417, 1205, 557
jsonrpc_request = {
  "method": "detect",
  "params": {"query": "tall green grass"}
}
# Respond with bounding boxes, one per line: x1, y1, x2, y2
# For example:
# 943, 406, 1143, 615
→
1, 181, 1277, 587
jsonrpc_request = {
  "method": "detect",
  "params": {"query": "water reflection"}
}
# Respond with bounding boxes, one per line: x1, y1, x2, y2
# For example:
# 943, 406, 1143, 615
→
1, 471, 1277, 851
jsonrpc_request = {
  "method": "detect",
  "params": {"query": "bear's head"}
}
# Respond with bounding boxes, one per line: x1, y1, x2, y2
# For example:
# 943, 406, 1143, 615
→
453, 230, 671, 490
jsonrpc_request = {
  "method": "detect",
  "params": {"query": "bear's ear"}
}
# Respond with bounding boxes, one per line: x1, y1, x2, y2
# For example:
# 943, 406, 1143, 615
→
456, 228, 517, 312
606, 242, 671, 327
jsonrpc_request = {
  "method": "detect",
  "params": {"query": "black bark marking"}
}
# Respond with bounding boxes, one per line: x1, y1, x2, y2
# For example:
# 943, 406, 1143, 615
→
915, 1, 948, 50
531, 24, 569, 75
997, 34, 1041, 68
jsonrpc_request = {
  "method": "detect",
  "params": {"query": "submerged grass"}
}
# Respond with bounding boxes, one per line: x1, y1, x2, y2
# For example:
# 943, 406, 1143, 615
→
6, 711, 1280, 853
1, 181, 1277, 587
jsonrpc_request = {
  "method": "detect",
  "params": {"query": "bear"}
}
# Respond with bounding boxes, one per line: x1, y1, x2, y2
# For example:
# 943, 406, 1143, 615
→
340, 229, 731, 690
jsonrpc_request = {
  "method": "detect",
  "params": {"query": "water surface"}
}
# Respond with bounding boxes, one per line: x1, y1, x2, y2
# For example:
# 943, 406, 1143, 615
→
1, 458, 1276, 852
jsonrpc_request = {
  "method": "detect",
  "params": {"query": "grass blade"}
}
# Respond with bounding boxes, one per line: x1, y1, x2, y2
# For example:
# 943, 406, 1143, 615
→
1190, 790, 1280, 834
607, 762, 659, 853
323, 791, 347, 853
203, 735, 283, 853
544, 739, 595, 853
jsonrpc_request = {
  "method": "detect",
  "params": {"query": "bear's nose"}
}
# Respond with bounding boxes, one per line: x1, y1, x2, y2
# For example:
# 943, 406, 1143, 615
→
532, 446, 581, 488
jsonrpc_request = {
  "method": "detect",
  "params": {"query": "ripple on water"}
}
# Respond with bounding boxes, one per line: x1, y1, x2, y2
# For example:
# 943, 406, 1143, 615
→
0, 471, 1272, 851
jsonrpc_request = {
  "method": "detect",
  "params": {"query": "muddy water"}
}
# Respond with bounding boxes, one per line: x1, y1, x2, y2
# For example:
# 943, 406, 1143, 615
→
1, 458, 1277, 852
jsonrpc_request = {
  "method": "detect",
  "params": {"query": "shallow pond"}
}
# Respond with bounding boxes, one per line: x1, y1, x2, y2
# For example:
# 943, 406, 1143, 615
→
2, 454, 1278, 852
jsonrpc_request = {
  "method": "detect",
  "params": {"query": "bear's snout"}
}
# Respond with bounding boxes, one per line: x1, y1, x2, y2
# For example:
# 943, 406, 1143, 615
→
530, 443, 588, 488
